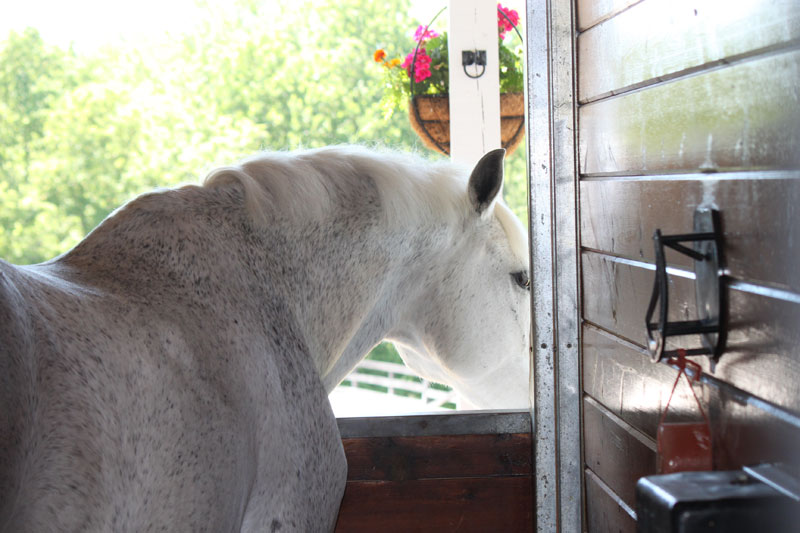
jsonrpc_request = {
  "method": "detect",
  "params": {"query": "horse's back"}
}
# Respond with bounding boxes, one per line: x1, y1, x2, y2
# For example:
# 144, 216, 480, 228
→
0, 261, 37, 526
0, 261, 159, 531
0, 260, 345, 532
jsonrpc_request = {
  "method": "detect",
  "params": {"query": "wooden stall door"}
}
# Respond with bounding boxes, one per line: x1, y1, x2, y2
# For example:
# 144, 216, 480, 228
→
334, 411, 533, 532
576, 0, 800, 531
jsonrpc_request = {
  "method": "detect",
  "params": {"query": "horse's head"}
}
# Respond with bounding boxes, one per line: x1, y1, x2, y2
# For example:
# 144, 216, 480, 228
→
389, 150, 531, 409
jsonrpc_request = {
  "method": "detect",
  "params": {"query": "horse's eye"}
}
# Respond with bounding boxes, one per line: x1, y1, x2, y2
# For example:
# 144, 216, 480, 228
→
511, 271, 530, 291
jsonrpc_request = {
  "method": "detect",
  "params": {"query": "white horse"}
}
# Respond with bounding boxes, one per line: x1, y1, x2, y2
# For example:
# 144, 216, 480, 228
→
0, 146, 530, 532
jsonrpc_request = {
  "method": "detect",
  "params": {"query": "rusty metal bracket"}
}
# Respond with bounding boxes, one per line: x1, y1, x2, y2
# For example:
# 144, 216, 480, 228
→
645, 208, 726, 363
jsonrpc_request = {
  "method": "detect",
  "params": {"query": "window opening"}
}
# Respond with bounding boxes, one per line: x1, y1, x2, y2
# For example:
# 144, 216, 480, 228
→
1, 0, 529, 417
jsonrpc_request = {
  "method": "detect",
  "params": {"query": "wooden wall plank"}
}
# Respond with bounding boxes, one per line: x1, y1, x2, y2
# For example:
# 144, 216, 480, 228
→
583, 325, 699, 438
578, 0, 800, 102
576, 0, 640, 32
580, 174, 800, 291
711, 385, 800, 471
583, 396, 656, 509
585, 468, 637, 533
342, 433, 532, 481
577, 2, 800, 529
335, 415, 534, 531
581, 251, 800, 412
334, 476, 533, 532
578, 50, 800, 176
583, 324, 800, 471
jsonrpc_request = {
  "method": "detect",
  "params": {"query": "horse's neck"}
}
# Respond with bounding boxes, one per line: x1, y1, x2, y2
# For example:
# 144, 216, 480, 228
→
58, 184, 436, 392
277, 213, 434, 391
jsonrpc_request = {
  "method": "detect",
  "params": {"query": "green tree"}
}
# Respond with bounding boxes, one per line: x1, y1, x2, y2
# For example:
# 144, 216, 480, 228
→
0, 1, 529, 406
167, 0, 422, 151
0, 0, 527, 262
0, 29, 81, 263
0, 29, 76, 183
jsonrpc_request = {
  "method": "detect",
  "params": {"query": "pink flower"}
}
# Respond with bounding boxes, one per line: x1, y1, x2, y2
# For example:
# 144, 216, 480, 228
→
402, 48, 433, 83
497, 4, 520, 39
413, 24, 440, 44
415, 67, 431, 82
401, 51, 414, 70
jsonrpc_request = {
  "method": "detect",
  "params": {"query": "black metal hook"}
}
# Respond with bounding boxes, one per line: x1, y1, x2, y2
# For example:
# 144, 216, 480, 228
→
645, 208, 726, 363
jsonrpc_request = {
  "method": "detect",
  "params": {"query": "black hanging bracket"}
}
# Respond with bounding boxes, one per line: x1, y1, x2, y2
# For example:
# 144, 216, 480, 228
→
645, 208, 726, 364
462, 50, 487, 79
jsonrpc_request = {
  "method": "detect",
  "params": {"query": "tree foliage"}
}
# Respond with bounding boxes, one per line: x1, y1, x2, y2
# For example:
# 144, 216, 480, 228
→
0, 0, 527, 266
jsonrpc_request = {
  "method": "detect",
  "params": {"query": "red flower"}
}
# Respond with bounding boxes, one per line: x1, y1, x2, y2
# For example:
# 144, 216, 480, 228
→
402, 48, 433, 83
497, 4, 520, 40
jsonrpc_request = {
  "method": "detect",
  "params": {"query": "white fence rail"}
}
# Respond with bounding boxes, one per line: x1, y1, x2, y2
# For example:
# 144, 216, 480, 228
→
339, 358, 459, 409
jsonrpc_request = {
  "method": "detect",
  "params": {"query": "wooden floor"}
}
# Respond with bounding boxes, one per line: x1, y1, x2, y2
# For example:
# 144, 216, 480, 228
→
334, 411, 533, 532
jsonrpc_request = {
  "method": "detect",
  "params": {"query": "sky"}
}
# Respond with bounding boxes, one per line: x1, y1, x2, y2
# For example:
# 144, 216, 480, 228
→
1, 0, 525, 53
0, 0, 205, 51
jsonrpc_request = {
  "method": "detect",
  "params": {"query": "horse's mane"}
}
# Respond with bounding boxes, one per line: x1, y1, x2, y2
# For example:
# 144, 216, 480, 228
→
202, 146, 471, 229
202, 146, 527, 262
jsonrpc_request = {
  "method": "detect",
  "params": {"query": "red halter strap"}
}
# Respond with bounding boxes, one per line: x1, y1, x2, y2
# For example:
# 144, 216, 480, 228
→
659, 349, 709, 427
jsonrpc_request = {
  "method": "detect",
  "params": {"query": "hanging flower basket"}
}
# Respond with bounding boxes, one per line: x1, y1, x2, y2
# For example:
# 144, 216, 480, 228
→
373, 4, 525, 156
408, 92, 525, 156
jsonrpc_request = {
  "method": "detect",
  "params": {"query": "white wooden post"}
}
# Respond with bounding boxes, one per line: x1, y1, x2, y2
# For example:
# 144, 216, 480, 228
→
448, 0, 502, 167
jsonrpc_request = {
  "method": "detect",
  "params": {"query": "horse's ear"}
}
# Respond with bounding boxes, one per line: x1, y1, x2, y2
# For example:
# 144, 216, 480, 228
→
468, 148, 505, 216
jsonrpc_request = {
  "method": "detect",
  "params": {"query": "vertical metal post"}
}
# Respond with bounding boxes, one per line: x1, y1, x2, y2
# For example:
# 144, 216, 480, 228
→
525, 0, 581, 531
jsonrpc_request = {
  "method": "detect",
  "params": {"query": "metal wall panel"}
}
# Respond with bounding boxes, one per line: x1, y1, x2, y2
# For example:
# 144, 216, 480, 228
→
525, 2, 558, 529
337, 409, 531, 438
526, 0, 582, 530
579, 49, 800, 176
578, 0, 800, 103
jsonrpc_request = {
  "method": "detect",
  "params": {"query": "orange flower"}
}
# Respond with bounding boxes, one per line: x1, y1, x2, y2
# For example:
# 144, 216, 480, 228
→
373, 49, 387, 62
387, 58, 401, 68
